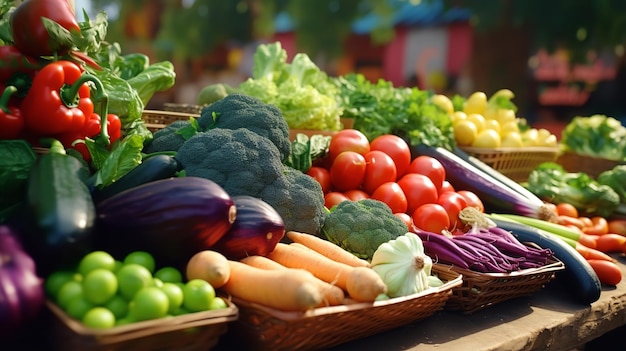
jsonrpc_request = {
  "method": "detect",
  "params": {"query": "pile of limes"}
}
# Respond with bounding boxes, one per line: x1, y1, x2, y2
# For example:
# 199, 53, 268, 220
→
45, 250, 228, 329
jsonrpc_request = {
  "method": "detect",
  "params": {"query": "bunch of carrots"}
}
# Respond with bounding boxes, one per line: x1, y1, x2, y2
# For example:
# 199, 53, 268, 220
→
186, 231, 389, 312
499, 203, 624, 286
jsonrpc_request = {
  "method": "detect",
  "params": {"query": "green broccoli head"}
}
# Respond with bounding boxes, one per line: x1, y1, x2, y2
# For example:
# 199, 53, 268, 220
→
175, 128, 284, 197
321, 198, 409, 260
143, 120, 192, 153
197, 94, 292, 162
261, 166, 327, 237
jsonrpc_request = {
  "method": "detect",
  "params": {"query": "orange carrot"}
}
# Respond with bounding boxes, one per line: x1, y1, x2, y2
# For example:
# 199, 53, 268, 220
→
286, 231, 370, 268
186, 250, 231, 288
578, 233, 599, 249
582, 216, 609, 235
575, 242, 616, 262
240, 255, 345, 306
594, 233, 626, 254
222, 260, 322, 311
267, 243, 386, 302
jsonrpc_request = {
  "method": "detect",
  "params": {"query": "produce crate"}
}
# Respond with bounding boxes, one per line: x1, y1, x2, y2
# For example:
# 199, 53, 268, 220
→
226, 266, 462, 351
142, 110, 199, 133
556, 151, 625, 179
46, 299, 238, 351
460, 146, 559, 182
437, 260, 565, 314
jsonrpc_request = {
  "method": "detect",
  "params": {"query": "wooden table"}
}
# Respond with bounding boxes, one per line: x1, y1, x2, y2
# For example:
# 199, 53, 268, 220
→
328, 254, 626, 351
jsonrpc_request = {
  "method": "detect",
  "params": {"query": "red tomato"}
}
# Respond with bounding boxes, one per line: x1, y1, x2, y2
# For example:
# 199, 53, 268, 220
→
306, 166, 332, 194
370, 182, 408, 214
397, 173, 438, 215
412, 203, 450, 234
437, 192, 468, 231
587, 259, 622, 286
328, 129, 370, 163
440, 180, 455, 193
324, 192, 350, 209
556, 202, 579, 218
344, 189, 369, 201
330, 151, 367, 191
456, 190, 484, 213
362, 150, 397, 194
370, 134, 412, 177
406, 156, 446, 193
394, 212, 414, 231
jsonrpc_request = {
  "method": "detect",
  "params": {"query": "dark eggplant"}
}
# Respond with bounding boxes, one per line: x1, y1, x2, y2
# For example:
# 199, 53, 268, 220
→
95, 176, 237, 269
0, 225, 44, 336
211, 195, 285, 260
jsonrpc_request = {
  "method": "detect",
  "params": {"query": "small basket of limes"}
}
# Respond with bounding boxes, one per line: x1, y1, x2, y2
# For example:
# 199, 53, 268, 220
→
44, 250, 238, 351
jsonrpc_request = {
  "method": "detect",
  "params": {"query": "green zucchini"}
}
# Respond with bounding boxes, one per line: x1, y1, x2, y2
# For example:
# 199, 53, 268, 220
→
24, 139, 95, 272
91, 154, 181, 203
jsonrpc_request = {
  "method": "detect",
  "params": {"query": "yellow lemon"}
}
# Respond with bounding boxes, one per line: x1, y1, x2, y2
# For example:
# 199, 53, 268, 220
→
451, 111, 467, 123
463, 91, 488, 115
472, 129, 501, 148
522, 129, 539, 146
483, 119, 501, 135
496, 109, 516, 124
490, 88, 515, 100
501, 132, 524, 148
500, 120, 520, 136
432, 94, 454, 115
540, 134, 558, 147
483, 106, 499, 120
466, 113, 486, 132
454, 120, 478, 146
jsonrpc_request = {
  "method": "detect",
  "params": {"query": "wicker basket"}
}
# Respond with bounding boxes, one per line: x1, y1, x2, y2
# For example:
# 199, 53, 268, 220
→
556, 151, 625, 179
46, 299, 238, 351
142, 110, 200, 133
226, 267, 462, 351
460, 146, 559, 182
438, 260, 565, 314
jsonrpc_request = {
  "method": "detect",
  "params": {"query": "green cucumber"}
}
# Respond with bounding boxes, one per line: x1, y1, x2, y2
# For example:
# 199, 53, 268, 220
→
24, 139, 95, 273
91, 154, 181, 203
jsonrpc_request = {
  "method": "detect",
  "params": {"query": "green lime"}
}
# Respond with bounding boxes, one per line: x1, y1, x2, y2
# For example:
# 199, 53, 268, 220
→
104, 295, 129, 320
116, 264, 153, 300
161, 282, 184, 315
209, 296, 228, 310
129, 287, 169, 322
45, 270, 77, 298
83, 269, 118, 305
152, 278, 164, 288
154, 266, 183, 284
123, 251, 156, 273
66, 296, 95, 320
182, 279, 215, 312
82, 307, 116, 329
78, 251, 116, 276
57, 280, 84, 310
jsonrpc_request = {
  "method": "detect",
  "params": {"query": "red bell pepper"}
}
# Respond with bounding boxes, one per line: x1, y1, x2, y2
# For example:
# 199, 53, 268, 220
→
0, 86, 23, 139
58, 113, 121, 161
0, 45, 41, 83
21, 60, 93, 136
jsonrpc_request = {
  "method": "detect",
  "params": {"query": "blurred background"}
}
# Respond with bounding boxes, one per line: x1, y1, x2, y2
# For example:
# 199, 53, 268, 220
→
75, 0, 626, 131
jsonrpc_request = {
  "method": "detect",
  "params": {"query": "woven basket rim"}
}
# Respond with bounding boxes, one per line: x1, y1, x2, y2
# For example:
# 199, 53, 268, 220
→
460, 146, 560, 154
46, 298, 238, 338
232, 270, 462, 321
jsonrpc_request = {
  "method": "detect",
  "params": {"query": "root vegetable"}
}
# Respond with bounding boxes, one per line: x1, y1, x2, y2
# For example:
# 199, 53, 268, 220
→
186, 250, 231, 288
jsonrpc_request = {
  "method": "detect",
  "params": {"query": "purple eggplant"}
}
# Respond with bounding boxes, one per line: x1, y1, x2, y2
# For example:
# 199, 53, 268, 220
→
95, 177, 237, 268
211, 195, 285, 260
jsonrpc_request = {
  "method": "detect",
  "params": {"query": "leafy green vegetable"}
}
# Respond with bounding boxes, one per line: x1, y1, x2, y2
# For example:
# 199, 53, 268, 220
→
597, 165, 626, 203
237, 41, 343, 131
526, 162, 620, 217
285, 133, 331, 172
126, 61, 176, 106
0, 139, 36, 211
560, 114, 626, 160
333, 73, 455, 150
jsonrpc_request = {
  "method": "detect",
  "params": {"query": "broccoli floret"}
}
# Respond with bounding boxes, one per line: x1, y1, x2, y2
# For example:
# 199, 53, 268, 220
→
197, 94, 291, 162
143, 120, 192, 153
261, 166, 327, 237
322, 199, 409, 260
175, 128, 284, 197
527, 162, 620, 217
598, 165, 626, 203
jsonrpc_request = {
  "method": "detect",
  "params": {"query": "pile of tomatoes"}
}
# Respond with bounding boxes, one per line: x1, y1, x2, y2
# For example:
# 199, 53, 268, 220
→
307, 129, 484, 233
